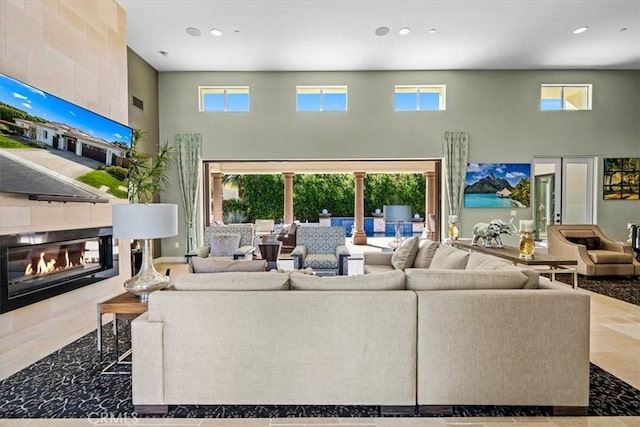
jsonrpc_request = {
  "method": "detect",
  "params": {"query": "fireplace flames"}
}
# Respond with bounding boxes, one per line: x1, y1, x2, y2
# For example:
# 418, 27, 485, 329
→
24, 250, 89, 276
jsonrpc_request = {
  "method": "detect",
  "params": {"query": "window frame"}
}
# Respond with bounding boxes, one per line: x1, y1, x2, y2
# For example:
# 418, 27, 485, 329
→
296, 85, 348, 112
394, 84, 447, 111
198, 86, 251, 113
540, 84, 592, 111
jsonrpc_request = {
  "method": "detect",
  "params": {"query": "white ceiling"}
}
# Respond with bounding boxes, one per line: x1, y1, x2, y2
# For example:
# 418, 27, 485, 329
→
117, 0, 640, 72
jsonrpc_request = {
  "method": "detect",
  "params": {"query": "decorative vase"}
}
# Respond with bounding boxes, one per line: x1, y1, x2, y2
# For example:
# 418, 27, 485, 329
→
448, 215, 459, 240
518, 220, 535, 259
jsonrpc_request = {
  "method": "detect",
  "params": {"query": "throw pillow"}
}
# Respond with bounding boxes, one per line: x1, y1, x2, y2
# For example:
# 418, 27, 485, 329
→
391, 236, 420, 270
566, 236, 601, 250
412, 240, 439, 268
196, 244, 211, 258
405, 269, 530, 290
290, 270, 406, 291
429, 244, 470, 269
172, 272, 290, 291
210, 233, 241, 257
192, 258, 266, 273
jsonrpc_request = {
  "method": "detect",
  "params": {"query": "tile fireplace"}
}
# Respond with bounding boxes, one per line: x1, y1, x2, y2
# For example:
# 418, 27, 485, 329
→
0, 227, 118, 314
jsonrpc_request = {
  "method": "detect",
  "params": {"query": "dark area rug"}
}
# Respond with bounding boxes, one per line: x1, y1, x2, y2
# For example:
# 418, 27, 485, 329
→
1, 324, 640, 419
548, 274, 640, 306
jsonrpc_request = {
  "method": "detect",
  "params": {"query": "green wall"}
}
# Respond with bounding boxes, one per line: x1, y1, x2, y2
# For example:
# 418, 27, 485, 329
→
154, 70, 640, 256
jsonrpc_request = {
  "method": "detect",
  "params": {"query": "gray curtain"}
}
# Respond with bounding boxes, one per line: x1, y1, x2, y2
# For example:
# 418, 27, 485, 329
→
176, 133, 202, 253
442, 131, 469, 221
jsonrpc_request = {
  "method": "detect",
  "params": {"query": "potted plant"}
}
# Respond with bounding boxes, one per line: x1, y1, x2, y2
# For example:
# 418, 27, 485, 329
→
127, 128, 174, 203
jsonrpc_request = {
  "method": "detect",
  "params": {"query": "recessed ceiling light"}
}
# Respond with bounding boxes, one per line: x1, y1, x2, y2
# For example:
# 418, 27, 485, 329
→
186, 27, 201, 37
573, 26, 589, 34
158, 50, 169, 57
210, 28, 223, 37
375, 26, 390, 36
429, 28, 437, 34
398, 27, 411, 36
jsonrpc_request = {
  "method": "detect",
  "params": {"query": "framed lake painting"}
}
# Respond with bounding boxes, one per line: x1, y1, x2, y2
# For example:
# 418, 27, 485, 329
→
603, 158, 640, 200
464, 163, 531, 208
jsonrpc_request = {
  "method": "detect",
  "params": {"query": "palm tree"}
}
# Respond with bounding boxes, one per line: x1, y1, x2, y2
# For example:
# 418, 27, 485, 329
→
127, 128, 174, 203
222, 174, 244, 199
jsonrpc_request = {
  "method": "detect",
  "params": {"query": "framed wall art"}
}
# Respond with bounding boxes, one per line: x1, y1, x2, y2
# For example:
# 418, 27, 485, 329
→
603, 158, 640, 200
464, 163, 531, 208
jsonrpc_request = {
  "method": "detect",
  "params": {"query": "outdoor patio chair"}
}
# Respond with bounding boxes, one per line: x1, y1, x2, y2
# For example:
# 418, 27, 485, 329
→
292, 226, 350, 276
187, 223, 255, 271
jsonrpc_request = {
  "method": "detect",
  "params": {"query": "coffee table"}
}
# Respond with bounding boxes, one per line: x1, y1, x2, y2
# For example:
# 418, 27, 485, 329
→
449, 239, 579, 288
97, 292, 148, 375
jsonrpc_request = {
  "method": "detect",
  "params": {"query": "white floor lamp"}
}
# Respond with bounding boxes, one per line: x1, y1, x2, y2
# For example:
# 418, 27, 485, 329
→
384, 205, 412, 249
112, 203, 178, 300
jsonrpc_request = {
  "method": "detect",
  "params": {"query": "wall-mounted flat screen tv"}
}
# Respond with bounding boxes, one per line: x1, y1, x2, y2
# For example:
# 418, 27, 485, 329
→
0, 72, 132, 154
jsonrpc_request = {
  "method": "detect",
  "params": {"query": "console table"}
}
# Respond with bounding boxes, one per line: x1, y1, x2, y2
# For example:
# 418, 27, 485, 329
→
449, 239, 578, 288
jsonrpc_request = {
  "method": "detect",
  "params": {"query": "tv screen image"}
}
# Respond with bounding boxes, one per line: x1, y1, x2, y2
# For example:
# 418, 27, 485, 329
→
0, 73, 133, 200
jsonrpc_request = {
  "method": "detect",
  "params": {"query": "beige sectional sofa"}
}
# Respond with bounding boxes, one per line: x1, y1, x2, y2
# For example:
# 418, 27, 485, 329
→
131, 242, 590, 416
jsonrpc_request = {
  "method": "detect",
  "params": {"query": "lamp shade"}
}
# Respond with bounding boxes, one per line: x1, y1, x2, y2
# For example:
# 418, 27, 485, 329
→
383, 205, 412, 222
112, 203, 178, 239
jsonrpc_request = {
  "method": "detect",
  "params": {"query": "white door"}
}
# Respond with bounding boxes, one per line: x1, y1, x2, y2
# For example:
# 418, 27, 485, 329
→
533, 157, 595, 242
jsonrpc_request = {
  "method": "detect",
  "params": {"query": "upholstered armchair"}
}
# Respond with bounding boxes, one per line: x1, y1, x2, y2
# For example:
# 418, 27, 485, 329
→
292, 226, 350, 276
254, 219, 275, 236
547, 224, 640, 277
277, 221, 299, 251
187, 223, 255, 271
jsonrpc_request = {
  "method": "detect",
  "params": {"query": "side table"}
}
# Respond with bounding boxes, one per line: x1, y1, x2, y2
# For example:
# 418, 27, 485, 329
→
97, 292, 148, 375
259, 241, 281, 271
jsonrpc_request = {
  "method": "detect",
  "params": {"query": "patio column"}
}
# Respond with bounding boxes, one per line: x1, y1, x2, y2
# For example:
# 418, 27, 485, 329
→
212, 173, 224, 223
352, 171, 367, 245
283, 172, 294, 224
423, 170, 438, 241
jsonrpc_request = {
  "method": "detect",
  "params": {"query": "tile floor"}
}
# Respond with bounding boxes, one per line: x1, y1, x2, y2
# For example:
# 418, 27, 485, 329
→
1, 251, 639, 427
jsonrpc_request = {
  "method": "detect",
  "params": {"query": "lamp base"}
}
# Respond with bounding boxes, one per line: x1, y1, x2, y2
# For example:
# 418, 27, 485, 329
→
123, 271, 170, 300
123, 239, 169, 300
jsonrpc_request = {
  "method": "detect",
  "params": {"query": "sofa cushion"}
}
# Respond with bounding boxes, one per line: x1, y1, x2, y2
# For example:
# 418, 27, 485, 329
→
304, 253, 339, 270
566, 236, 601, 250
363, 264, 395, 274
391, 236, 420, 270
429, 244, 469, 269
172, 272, 289, 291
588, 250, 634, 264
413, 240, 439, 269
290, 270, 406, 291
405, 269, 530, 290
465, 252, 511, 270
210, 233, 241, 257
192, 258, 266, 273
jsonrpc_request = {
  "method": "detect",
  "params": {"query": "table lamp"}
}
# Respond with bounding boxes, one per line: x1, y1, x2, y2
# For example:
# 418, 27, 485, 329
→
112, 203, 178, 299
384, 205, 412, 248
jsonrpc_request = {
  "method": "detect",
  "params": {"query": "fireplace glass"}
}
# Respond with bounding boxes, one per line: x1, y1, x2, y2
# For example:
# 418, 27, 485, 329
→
1, 227, 117, 313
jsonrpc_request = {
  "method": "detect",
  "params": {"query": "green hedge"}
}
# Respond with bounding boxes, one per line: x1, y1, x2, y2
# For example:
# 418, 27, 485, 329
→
222, 173, 426, 223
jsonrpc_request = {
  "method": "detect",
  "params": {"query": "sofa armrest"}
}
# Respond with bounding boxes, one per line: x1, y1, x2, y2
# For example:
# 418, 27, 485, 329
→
233, 245, 255, 260
335, 244, 350, 257
599, 239, 631, 253
131, 312, 164, 405
364, 252, 394, 266
291, 245, 307, 269
336, 245, 350, 276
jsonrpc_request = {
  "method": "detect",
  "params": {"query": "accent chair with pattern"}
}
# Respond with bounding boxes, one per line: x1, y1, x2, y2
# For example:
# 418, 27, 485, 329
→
187, 223, 255, 272
292, 226, 350, 276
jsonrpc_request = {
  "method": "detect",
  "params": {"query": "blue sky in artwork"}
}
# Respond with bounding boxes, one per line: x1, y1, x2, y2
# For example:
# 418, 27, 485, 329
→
465, 163, 531, 187
0, 73, 132, 146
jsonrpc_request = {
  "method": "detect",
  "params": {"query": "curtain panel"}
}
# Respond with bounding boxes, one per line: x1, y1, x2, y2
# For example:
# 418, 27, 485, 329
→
442, 131, 469, 223
176, 133, 202, 253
